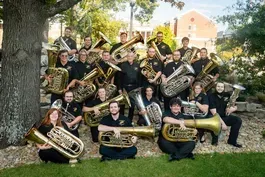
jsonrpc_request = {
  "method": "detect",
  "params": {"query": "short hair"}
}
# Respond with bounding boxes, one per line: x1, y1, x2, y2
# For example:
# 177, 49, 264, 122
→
84, 36, 92, 41
64, 90, 73, 97
109, 100, 120, 108
200, 48, 208, 53
102, 50, 110, 55
144, 85, 154, 92
169, 98, 182, 107
181, 37, 189, 43
157, 31, 163, 35
65, 27, 72, 31
173, 50, 182, 57
120, 32, 127, 36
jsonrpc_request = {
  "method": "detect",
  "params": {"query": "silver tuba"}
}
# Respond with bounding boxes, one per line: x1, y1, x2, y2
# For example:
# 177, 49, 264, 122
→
129, 88, 162, 130
51, 99, 79, 131
58, 37, 76, 61
226, 84, 245, 115
25, 126, 84, 164
160, 63, 195, 97
181, 100, 208, 117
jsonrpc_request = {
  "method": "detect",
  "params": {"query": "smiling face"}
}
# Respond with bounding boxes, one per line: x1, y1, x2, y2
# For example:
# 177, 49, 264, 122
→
98, 88, 106, 99
79, 51, 87, 62
170, 104, 181, 114
49, 110, 59, 122
59, 52, 68, 63
200, 49, 207, 58
64, 29, 72, 38
145, 87, 153, 97
64, 92, 74, 103
216, 82, 225, 93
120, 33, 127, 44
102, 52, 110, 61
148, 47, 156, 58
84, 37, 92, 47
109, 102, 120, 116
156, 33, 163, 43
172, 50, 181, 62
194, 85, 203, 95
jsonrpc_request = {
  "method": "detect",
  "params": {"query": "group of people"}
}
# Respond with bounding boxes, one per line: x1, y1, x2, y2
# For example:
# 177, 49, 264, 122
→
36, 27, 243, 164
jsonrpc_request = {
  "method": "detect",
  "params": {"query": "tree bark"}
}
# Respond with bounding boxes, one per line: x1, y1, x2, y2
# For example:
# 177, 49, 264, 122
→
0, 0, 81, 149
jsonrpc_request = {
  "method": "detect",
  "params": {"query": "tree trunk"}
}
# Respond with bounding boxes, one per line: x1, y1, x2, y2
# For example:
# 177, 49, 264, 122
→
0, 0, 47, 148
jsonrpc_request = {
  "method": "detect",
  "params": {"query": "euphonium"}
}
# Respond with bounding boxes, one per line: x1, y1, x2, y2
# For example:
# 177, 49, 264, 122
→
87, 32, 111, 64
58, 37, 76, 61
226, 84, 245, 115
182, 47, 200, 64
25, 126, 84, 163
111, 31, 144, 63
140, 59, 162, 85
84, 92, 131, 127
147, 37, 163, 60
162, 113, 221, 142
181, 100, 208, 117
129, 88, 162, 130
160, 63, 195, 97
99, 126, 155, 148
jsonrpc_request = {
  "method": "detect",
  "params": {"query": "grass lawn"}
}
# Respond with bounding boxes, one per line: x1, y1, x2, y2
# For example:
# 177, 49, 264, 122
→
1, 153, 265, 177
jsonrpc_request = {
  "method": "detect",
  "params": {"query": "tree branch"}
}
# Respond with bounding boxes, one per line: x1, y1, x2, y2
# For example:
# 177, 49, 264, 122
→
47, 0, 82, 18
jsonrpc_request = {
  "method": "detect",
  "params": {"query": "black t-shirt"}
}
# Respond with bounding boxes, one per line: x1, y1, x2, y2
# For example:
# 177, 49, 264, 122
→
74, 61, 93, 80
38, 122, 69, 138
79, 45, 92, 52
120, 61, 141, 89
163, 61, 183, 77
146, 58, 162, 73
142, 95, 161, 108
62, 101, 82, 117
100, 114, 132, 127
178, 47, 192, 58
54, 37, 77, 50
110, 43, 123, 54
55, 61, 78, 83
190, 92, 209, 105
209, 92, 230, 117
191, 57, 219, 77
156, 41, 172, 56
84, 98, 104, 107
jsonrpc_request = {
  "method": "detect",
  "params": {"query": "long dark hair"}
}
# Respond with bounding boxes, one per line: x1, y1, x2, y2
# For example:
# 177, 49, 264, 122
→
42, 108, 63, 127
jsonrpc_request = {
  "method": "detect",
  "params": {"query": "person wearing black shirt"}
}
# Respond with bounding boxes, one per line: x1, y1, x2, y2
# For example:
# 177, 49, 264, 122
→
54, 27, 77, 58
141, 47, 162, 98
209, 82, 242, 148
118, 52, 141, 119
157, 98, 195, 161
137, 86, 161, 126
110, 32, 127, 55
83, 87, 107, 142
37, 108, 70, 164
79, 36, 92, 53
155, 31, 172, 63
161, 50, 190, 111
74, 49, 93, 80
178, 37, 192, 58
61, 91, 82, 138
98, 101, 137, 161
45, 50, 79, 104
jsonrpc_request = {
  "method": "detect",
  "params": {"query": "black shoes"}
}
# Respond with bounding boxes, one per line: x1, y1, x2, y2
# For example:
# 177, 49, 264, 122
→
187, 153, 195, 160
228, 143, 242, 148
100, 156, 112, 162
168, 154, 180, 162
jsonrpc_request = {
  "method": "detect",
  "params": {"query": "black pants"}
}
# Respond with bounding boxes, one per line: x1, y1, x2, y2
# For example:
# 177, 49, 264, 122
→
212, 115, 242, 144
99, 145, 137, 160
137, 115, 148, 126
39, 149, 69, 164
90, 126, 99, 142
158, 137, 195, 159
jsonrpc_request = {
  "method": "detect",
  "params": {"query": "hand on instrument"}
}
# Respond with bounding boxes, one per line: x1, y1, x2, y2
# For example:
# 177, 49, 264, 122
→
131, 136, 138, 144
139, 109, 147, 115
94, 107, 100, 116
46, 75, 53, 84
78, 81, 86, 86
179, 119, 186, 130
148, 79, 155, 83
37, 143, 52, 150
161, 77, 167, 85
113, 128, 121, 139
66, 122, 72, 128
160, 55, 167, 62
118, 90, 123, 95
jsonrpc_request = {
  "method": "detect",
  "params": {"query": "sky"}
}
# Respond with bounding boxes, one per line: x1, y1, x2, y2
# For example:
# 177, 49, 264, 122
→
115, 0, 239, 31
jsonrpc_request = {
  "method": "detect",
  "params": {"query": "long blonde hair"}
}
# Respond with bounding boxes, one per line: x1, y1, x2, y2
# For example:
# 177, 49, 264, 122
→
189, 81, 205, 100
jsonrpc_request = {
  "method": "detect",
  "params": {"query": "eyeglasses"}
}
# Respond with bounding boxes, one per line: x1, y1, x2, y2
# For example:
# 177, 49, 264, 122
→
80, 54, 87, 56
61, 55, 68, 57
157, 36, 163, 37
173, 54, 181, 56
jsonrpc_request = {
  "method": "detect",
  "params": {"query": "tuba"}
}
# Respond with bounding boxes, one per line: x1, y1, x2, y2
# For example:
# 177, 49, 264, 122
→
181, 100, 208, 117
111, 31, 144, 63
226, 84, 246, 115
162, 113, 221, 142
99, 126, 155, 148
84, 92, 131, 127
160, 63, 195, 97
129, 88, 162, 130
140, 59, 162, 85
58, 37, 76, 61
51, 99, 79, 131
182, 47, 200, 64
147, 37, 163, 60
87, 32, 112, 64
25, 125, 84, 164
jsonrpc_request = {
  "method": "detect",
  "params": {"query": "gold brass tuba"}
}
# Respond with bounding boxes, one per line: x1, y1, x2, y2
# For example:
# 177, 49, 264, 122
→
25, 126, 84, 164
182, 47, 200, 64
84, 92, 131, 127
162, 113, 221, 142
99, 126, 155, 148
160, 63, 195, 97
111, 31, 144, 63
140, 59, 162, 85
226, 84, 245, 115
129, 88, 162, 130
147, 37, 163, 60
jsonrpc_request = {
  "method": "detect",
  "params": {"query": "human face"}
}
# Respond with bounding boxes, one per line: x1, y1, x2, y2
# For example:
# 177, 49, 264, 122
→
156, 33, 163, 43
146, 88, 153, 97
79, 52, 87, 63
84, 37, 92, 46
120, 34, 127, 44
148, 48, 156, 58
98, 88, 106, 99
194, 85, 202, 95
64, 29, 72, 38
102, 52, 110, 61
50, 110, 59, 122
200, 49, 207, 58
60, 52, 68, 63
127, 52, 135, 63
216, 83, 225, 93
170, 104, 181, 114
109, 103, 120, 115
182, 40, 189, 47
64, 92, 74, 103
173, 51, 181, 62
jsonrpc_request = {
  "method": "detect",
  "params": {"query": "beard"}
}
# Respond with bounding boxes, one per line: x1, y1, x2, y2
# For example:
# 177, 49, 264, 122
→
111, 111, 119, 116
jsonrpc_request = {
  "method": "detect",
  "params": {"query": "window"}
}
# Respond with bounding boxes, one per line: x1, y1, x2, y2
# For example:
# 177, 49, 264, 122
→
188, 24, 192, 30
188, 33, 191, 37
